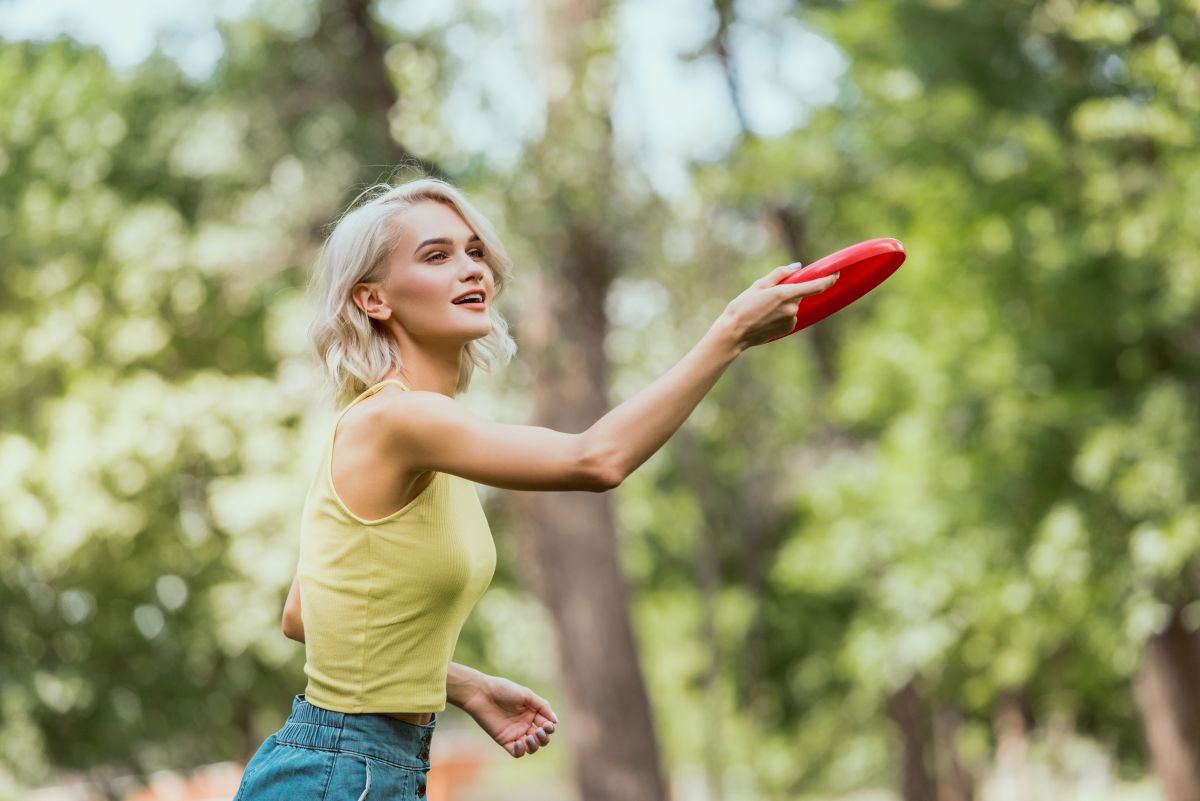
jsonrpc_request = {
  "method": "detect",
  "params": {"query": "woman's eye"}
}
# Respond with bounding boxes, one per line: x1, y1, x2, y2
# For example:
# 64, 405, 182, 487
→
426, 249, 485, 262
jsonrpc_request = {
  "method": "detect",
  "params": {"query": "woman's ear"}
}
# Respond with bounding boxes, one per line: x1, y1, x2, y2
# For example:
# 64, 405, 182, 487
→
352, 282, 392, 321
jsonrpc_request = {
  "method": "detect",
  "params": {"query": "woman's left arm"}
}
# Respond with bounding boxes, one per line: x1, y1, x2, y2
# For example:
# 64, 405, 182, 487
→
447, 662, 559, 757
282, 572, 304, 641
281, 573, 558, 757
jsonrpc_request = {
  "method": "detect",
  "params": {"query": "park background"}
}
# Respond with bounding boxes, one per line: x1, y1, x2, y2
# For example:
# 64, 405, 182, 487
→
2, 0, 1198, 799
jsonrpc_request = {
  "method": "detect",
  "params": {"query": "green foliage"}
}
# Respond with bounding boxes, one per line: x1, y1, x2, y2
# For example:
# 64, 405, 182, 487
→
0, 33, 359, 785
638, 0, 1199, 793
0, 7, 545, 791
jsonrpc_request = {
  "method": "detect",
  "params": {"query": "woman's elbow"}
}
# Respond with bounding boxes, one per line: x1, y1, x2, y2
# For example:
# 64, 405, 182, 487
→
592, 463, 623, 491
579, 437, 624, 491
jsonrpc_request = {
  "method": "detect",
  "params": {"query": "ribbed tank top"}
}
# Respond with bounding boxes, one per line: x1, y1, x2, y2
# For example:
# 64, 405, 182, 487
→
298, 378, 497, 713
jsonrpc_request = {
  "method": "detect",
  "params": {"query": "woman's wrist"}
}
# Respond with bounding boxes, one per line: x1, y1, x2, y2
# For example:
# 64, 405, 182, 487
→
446, 662, 489, 709
709, 311, 748, 358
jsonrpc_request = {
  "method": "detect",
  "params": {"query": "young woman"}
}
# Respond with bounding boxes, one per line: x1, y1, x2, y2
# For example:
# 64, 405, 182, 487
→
232, 177, 837, 801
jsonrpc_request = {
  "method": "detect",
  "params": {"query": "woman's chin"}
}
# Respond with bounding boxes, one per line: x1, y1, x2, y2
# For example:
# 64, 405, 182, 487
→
461, 323, 493, 342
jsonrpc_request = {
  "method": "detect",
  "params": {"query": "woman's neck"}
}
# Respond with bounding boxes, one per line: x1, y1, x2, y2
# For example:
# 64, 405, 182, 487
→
385, 345, 462, 398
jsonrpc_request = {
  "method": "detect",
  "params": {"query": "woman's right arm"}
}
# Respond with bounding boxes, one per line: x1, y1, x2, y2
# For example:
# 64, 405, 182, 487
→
384, 265, 837, 493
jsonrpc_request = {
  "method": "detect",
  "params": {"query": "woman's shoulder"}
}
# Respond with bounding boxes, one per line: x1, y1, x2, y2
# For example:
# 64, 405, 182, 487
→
343, 388, 474, 462
372, 387, 471, 425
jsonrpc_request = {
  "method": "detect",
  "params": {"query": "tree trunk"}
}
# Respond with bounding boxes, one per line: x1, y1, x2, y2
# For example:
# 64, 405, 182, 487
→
934, 706, 974, 801
887, 678, 937, 801
319, 0, 446, 179
1133, 604, 1200, 801
511, 265, 668, 801
507, 2, 668, 799
701, 0, 835, 390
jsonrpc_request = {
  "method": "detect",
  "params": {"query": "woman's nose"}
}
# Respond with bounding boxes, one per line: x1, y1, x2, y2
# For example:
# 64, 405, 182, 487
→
461, 256, 486, 281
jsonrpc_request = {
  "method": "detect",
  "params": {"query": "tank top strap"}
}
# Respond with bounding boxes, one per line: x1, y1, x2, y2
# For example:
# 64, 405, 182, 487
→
339, 378, 411, 416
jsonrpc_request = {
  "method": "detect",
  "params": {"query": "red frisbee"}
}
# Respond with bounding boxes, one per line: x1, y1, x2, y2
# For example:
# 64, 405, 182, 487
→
768, 237, 906, 341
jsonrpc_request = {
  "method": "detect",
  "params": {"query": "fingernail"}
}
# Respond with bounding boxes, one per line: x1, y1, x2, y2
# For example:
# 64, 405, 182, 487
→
544, 723, 555, 732
787, 262, 802, 271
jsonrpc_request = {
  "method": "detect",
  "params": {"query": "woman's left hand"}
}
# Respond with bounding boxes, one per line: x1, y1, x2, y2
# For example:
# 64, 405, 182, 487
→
459, 675, 559, 758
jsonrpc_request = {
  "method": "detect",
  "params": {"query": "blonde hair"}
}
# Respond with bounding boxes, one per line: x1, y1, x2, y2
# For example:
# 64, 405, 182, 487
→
307, 176, 518, 408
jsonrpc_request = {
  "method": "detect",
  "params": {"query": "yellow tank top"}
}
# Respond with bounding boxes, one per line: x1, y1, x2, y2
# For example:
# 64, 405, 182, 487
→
298, 379, 497, 713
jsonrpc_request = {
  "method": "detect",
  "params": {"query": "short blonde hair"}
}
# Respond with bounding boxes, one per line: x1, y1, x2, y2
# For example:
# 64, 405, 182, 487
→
307, 177, 518, 408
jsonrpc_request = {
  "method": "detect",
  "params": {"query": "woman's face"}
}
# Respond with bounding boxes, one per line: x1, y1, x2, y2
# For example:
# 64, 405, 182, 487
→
368, 200, 496, 346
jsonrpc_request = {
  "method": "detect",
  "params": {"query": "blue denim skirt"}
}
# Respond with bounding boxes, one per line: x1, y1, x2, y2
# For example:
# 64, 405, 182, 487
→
232, 694, 436, 801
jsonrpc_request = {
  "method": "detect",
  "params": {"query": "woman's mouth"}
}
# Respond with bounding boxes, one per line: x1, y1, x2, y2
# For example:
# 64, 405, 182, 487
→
452, 292, 486, 309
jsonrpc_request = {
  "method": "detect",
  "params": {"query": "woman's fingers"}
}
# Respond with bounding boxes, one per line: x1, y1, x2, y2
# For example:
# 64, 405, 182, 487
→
510, 726, 553, 758
755, 262, 803, 288
778, 272, 839, 298
531, 694, 559, 726
513, 696, 558, 758
725, 265, 839, 349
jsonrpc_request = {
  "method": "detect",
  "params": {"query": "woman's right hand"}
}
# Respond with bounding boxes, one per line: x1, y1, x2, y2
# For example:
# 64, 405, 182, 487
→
721, 264, 840, 349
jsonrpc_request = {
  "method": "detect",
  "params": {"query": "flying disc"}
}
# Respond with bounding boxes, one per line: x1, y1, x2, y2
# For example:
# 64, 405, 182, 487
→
768, 237, 906, 341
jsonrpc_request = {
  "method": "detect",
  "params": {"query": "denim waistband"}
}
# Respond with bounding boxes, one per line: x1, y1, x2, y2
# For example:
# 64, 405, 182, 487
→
275, 694, 436, 772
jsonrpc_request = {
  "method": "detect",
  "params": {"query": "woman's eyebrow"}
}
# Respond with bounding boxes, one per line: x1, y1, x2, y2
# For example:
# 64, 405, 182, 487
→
413, 235, 483, 255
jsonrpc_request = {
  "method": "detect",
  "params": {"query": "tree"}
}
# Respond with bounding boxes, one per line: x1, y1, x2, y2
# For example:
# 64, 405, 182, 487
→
505, 1, 671, 799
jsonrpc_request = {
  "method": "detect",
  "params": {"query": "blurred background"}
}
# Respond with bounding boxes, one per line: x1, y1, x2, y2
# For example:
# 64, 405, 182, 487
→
2, 0, 1198, 799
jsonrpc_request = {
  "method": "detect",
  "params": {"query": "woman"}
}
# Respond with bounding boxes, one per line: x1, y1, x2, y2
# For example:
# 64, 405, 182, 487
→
232, 176, 837, 801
